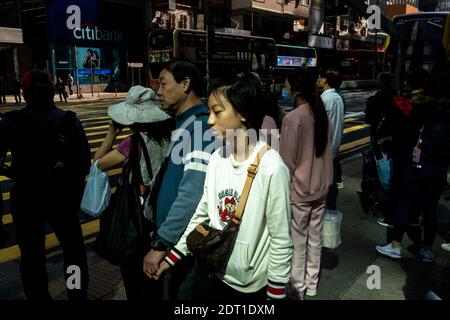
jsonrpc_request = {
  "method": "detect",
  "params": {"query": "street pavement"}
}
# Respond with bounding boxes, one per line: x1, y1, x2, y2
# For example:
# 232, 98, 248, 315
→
1, 89, 449, 300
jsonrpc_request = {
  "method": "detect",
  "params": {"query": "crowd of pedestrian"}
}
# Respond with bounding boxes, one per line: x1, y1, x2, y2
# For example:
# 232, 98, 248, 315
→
0, 73, 76, 105
0, 59, 448, 301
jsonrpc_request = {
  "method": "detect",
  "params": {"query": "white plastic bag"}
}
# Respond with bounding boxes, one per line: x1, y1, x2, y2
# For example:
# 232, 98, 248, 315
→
322, 210, 343, 249
80, 160, 112, 217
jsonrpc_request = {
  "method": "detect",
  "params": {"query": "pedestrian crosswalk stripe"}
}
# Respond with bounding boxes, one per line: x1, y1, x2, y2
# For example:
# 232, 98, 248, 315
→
2, 188, 117, 227
88, 134, 130, 145
343, 124, 369, 134
340, 136, 371, 152
2, 214, 12, 225
85, 128, 131, 137
82, 119, 112, 126
1, 167, 123, 184
72, 110, 109, 116
80, 116, 111, 122
0, 220, 100, 264
83, 125, 110, 131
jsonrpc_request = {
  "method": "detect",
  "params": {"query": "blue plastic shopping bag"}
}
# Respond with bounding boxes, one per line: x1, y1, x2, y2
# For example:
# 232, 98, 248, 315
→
80, 160, 112, 217
376, 153, 393, 192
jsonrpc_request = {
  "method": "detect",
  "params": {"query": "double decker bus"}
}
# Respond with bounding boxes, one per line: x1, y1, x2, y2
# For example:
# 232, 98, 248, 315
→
148, 29, 277, 91
272, 44, 317, 94
386, 12, 450, 92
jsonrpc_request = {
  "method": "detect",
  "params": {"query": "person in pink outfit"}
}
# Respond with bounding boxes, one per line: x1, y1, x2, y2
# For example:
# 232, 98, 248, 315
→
280, 68, 333, 300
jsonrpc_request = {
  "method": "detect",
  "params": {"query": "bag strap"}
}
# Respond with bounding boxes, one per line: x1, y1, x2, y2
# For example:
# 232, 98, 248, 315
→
136, 132, 153, 181
232, 144, 271, 224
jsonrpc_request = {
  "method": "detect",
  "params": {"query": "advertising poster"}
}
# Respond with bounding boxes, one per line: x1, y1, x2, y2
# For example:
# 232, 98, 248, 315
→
75, 46, 125, 84
77, 47, 102, 69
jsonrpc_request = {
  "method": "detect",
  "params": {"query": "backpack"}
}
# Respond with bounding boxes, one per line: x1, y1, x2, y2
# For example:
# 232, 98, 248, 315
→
6, 108, 90, 199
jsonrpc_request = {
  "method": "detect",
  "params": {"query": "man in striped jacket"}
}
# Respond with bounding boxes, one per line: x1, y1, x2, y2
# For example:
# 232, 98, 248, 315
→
143, 61, 218, 299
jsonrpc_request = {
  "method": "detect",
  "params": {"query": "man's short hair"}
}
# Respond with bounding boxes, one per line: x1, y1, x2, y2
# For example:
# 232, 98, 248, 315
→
163, 61, 204, 97
321, 69, 341, 89
21, 70, 55, 103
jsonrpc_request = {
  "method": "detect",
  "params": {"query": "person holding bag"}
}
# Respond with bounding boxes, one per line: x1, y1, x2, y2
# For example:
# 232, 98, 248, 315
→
93, 85, 173, 300
153, 74, 293, 301
80, 159, 112, 218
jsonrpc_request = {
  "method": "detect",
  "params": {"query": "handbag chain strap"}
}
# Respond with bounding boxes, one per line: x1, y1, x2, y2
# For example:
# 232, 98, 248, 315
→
232, 144, 271, 224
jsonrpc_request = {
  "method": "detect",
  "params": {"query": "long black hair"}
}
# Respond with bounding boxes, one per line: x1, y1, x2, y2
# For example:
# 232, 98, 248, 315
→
287, 69, 329, 157
129, 118, 174, 145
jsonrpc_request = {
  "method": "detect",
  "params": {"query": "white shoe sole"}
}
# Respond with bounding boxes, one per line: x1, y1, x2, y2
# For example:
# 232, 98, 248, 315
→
376, 246, 401, 259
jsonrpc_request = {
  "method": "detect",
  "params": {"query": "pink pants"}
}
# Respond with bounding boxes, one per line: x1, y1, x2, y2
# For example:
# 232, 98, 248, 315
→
288, 198, 326, 298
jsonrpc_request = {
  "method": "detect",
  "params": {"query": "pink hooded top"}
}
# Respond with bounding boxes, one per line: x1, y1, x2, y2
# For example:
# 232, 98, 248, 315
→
280, 103, 333, 202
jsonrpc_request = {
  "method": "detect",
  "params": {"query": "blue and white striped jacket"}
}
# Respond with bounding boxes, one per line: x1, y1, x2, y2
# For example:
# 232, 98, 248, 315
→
156, 104, 218, 247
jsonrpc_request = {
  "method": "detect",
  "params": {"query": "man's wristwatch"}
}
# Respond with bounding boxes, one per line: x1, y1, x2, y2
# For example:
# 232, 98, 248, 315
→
149, 235, 167, 251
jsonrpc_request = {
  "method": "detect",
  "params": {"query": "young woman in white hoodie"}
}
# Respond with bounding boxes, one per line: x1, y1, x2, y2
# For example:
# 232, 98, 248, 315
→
152, 74, 293, 300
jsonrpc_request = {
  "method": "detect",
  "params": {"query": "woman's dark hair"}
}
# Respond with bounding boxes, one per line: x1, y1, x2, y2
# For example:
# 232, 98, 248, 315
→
163, 60, 204, 97
287, 68, 329, 157
129, 118, 174, 145
225, 73, 265, 133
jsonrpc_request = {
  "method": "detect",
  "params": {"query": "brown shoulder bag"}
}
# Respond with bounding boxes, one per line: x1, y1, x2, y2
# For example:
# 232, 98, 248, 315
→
186, 145, 271, 273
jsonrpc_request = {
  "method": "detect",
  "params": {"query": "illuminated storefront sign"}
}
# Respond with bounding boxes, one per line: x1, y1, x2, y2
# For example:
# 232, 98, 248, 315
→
277, 56, 317, 67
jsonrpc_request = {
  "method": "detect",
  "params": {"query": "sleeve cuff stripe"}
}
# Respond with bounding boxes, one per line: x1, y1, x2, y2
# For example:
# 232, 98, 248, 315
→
164, 256, 175, 267
267, 286, 286, 295
267, 292, 286, 299
268, 280, 287, 288
171, 247, 184, 259
165, 251, 179, 266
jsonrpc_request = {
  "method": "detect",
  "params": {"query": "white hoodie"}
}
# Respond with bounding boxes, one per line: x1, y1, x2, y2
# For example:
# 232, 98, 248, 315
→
165, 141, 293, 299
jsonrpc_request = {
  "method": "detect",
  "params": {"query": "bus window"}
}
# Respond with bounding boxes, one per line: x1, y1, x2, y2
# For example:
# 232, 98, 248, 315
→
148, 29, 277, 92
387, 12, 449, 92
272, 44, 318, 95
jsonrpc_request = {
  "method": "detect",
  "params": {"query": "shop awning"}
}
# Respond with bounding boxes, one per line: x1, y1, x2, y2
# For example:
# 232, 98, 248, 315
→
0, 27, 23, 44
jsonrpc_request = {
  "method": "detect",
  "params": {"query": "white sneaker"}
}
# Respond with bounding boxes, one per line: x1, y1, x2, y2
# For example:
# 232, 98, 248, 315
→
376, 243, 401, 259
441, 243, 450, 252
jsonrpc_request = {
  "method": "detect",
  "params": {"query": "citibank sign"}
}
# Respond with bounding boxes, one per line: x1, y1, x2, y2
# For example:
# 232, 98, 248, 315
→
66, 5, 123, 42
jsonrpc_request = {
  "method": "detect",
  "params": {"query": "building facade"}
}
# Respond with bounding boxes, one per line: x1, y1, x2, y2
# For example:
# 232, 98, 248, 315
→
0, 0, 25, 91
0, 0, 150, 92
231, 0, 311, 44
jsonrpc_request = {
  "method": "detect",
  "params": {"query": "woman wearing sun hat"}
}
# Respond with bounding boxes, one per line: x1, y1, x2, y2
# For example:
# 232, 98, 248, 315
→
94, 85, 174, 300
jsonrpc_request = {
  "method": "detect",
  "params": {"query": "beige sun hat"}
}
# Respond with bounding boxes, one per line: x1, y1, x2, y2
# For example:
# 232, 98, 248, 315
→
107, 85, 170, 125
